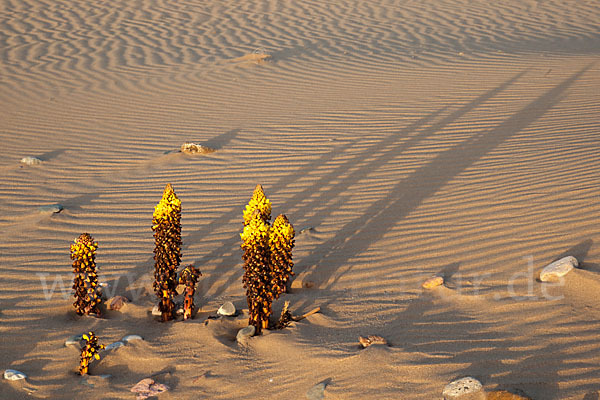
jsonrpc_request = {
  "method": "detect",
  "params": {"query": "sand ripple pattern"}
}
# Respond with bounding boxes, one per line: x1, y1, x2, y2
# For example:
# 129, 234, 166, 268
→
1, 0, 600, 95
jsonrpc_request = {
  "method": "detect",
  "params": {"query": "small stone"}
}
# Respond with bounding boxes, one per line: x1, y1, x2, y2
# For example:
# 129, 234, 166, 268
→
122, 334, 143, 343
443, 377, 485, 400
422, 276, 444, 289
38, 204, 63, 213
104, 341, 124, 351
291, 279, 315, 289
151, 305, 161, 316
131, 378, 169, 400
486, 390, 531, 400
109, 295, 129, 310
65, 334, 83, 347
217, 301, 236, 316
306, 381, 327, 400
358, 335, 388, 348
4, 369, 27, 381
180, 142, 215, 155
540, 256, 578, 282
20, 156, 42, 165
236, 325, 255, 343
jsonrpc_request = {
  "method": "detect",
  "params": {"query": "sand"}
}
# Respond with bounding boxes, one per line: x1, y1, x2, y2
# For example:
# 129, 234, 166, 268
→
1, 0, 600, 398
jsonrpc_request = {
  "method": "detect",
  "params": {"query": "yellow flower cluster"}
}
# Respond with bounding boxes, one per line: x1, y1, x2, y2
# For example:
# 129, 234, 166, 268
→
71, 233, 102, 316
241, 186, 295, 335
243, 184, 271, 226
152, 183, 181, 227
152, 184, 182, 322
79, 331, 104, 375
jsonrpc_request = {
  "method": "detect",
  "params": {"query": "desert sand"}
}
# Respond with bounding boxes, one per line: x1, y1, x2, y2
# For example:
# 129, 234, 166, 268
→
1, 0, 600, 398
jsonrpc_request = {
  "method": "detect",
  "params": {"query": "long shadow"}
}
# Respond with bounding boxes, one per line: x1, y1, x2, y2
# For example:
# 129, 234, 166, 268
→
196, 70, 529, 298
300, 64, 592, 301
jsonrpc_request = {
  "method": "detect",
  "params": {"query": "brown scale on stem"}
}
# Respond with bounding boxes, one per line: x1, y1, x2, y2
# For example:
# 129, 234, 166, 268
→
71, 233, 102, 316
152, 183, 182, 322
178, 265, 201, 320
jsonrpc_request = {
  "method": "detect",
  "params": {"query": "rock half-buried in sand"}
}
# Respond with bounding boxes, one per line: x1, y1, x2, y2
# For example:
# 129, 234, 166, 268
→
180, 142, 215, 154
236, 325, 255, 344
122, 334, 143, 343
442, 377, 485, 400
4, 369, 27, 381
422, 276, 444, 289
358, 335, 388, 348
20, 156, 42, 165
217, 301, 236, 316
539, 256, 578, 282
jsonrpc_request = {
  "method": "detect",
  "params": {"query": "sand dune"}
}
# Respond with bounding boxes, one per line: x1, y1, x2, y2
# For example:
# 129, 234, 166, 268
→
1, 0, 600, 398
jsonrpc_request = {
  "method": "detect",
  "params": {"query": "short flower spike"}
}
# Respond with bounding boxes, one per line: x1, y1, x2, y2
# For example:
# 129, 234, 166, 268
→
178, 265, 201, 320
79, 331, 104, 375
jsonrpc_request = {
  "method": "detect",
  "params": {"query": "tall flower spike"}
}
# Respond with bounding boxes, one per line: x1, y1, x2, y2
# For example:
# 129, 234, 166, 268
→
243, 184, 271, 226
152, 183, 182, 322
178, 265, 201, 320
269, 214, 295, 296
79, 331, 104, 375
71, 233, 102, 316
241, 210, 273, 334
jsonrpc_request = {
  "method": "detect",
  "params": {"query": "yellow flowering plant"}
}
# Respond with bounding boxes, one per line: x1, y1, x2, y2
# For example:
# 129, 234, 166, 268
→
152, 184, 182, 322
241, 186, 295, 335
71, 233, 102, 316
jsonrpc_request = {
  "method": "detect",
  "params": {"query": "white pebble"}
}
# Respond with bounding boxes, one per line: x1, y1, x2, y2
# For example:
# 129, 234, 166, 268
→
540, 256, 578, 282
217, 301, 236, 316
20, 156, 42, 165
122, 334, 143, 343
442, 377, 484, 400
104, 341, 124, 351
4, 369, 27, 381
236, 325, 255, 343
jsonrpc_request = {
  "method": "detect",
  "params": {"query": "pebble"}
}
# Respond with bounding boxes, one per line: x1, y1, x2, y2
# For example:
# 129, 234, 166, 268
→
217, 301, 236, 316
236, 325, 255, 343
291, 279, 315, 289
131, 378, 169, 400
20, 156, 42, 165
422, 276, 444, 289
38, 204, 63, 213
306, 381, 327, 400
104, 341, 124, 351
486, 390, 531, 400
540, 256, 578, 282
442, 377, 485, 400
4, 369, 27, 381
151, 305, 161, 316
122, 334, 143, 343
358, 335, 388, 348
65, 334, 83, 347
109, 295, 129, 310
180, 142, 215, 154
